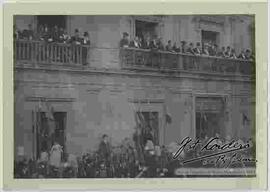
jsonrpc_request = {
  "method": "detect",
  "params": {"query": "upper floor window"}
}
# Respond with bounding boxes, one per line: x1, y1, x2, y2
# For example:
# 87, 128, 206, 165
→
135, 20, 159, 40
37, 15, 67, 30
201, 30, 220, 46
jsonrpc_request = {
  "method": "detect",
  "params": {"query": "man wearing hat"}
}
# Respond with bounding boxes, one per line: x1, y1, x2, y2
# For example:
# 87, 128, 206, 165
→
193, 42, 202, 55
120, 32, 130, 48
202, 43, 210, 56
187, 43, 195, 55
224, 46, 231, 58
180, 41, 187, 53
70, 29, 82, 45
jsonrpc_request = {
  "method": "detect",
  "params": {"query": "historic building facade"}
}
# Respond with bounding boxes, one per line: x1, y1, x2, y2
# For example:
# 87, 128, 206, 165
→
14, 15, 255, 159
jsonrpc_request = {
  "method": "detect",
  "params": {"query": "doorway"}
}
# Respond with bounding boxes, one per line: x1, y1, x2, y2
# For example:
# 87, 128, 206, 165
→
35, 111, 66, 159
135, 20, 159, 40
201, 30, 220, 46
195, 97, 225, 140
37, 15, 67, 29
135, 111, 159, 145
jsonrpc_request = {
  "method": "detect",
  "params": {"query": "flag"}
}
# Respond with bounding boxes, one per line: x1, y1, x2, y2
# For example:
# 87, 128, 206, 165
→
137, 110, 146, 128
45, 101, 55, 121
242, 113, 249, 125
203, 113, 207, 122
164, 105, 172, 124
42, 100, 56, 142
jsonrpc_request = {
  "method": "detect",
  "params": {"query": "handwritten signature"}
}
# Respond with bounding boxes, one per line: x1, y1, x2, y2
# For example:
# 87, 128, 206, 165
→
172, 137, 256, 167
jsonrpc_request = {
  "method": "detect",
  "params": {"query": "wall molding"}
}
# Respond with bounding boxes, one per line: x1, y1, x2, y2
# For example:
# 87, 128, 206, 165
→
25, 96, 75, 102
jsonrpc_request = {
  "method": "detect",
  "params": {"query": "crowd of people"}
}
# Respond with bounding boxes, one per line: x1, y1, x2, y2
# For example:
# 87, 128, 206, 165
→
14, 24, 90, 45
14, 129, 185, 178
14, 127, 255, 178
120, 32, 255, 61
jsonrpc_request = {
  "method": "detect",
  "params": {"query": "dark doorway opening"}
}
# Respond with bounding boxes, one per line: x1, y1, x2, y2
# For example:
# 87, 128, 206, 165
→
201, 30, 220, 46
37, 15, 67, 29
136, 111, 159, 145
195, 97, 225, 140
135, 20, 158, 40
35, 111, 66, 159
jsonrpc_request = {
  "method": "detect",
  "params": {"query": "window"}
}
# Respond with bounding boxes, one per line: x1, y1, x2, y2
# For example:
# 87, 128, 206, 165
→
37, 15, 67, 29
135, 20, 158, 40
201, 30, 220, 46
195, 97, 225, 140
135, 111, 159, 145
34, 112, 66, 159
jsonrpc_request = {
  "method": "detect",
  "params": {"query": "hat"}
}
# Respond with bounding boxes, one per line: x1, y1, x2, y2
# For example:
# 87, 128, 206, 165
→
123, 32, 129, 37
180, 41, 186, 45
75, 29, 79, 33
204, 43, 210, 47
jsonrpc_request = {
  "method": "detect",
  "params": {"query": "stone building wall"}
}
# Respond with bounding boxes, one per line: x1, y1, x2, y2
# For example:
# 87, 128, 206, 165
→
14, 67, 254, 158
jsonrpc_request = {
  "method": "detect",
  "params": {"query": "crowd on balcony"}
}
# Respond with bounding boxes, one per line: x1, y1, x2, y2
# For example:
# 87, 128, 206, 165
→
120, 32, 255, 61
14, 24, 90, 45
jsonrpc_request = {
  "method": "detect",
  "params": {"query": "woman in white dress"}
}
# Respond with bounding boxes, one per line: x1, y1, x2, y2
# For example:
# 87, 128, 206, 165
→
49, 141, 63, 168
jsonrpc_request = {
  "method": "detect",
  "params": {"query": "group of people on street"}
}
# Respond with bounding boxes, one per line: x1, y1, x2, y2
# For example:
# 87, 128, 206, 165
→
120, 32, 255, 61
14, 128, 177, 178
14, 24, 90, 45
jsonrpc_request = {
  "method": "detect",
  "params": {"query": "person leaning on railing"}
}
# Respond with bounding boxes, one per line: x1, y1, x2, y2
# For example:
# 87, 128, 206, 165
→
172, 42, 180, 53
129, 36, 141, 48
165, 40, 173, 52
230, 49, 237, 59
81, 32, 90, 65
193, 42, 202, 55
186, 42, 195, 55
180, 41, 187, 53
224, 46, 231, 58
157, 37, 165, 51
119, 32, 130, 48
202, 43, 210, 56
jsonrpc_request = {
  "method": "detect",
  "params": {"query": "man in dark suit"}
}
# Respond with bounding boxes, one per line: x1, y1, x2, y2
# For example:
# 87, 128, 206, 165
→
149, 37, 159, 50
210, 44, 218, 56
186, 43, 195, 55
217, 46, 226, 57
224, 46, 231, 58
51, 25, 60, 42
180, 41, 187, 53
245, 49, 252, 60
81, 32, 90, 65
193, 42, 201, 55
119, 32, 130, 48
129, 36, 141, 48
238, 50, 246, 59
70, 29, 82, 45
141, 36, 151, 49
157, 37, 164, 51
82, 32, 90, 45
98, 134, 111, 168
22, 24, 34, 40
166, 40, 173, 52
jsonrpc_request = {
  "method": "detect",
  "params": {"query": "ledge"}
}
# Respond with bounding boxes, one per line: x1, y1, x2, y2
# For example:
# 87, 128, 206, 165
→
14, 64, 254, 83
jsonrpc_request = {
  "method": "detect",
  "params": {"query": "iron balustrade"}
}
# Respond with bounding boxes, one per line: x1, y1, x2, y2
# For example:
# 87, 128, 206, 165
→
14, 40, 90, 66
120, 47, 255, 75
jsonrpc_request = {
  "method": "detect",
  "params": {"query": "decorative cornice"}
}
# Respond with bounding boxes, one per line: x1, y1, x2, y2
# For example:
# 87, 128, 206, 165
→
128, 98, 164, 104
15, 65, 254, 83
25, 96, 75, 102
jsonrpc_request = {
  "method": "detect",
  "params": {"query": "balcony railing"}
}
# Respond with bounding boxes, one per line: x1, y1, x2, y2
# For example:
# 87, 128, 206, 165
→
14, 40, 90, 66
120, 47, 255, 76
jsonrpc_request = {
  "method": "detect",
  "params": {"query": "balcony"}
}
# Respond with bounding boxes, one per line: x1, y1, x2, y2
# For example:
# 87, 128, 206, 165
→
14, 40, 90, 66
14, 40, 255, 77
120, 47, 255, 76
